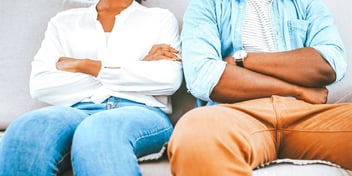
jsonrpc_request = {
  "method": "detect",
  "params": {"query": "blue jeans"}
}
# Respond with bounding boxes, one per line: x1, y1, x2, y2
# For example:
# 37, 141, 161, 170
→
0, 97, 173, 176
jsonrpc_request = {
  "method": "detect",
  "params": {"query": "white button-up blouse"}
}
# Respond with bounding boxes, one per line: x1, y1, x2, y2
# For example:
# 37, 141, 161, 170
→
30, 1, 183, 113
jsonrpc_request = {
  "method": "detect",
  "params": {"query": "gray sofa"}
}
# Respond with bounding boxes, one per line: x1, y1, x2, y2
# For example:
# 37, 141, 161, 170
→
0, 0, 351, 175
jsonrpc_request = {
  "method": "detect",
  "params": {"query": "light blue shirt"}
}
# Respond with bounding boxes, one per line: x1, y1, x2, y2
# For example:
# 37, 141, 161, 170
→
181, 0, 347, 106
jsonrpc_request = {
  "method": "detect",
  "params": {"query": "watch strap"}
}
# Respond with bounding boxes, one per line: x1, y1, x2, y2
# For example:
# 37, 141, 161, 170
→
235, 58, 244, 67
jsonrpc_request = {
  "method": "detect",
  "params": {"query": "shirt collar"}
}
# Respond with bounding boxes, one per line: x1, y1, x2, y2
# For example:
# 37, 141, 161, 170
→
88, 1, 139, 20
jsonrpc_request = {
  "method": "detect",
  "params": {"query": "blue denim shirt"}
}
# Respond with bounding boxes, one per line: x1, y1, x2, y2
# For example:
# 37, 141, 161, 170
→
181, 0, 347, 106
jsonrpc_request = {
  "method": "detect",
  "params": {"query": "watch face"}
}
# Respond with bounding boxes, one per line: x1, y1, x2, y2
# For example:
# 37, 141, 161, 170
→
233, 50, 246, 67
234, 50, 247, 60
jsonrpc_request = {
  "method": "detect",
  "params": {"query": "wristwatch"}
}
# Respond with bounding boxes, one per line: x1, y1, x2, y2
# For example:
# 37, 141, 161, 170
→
233, 50, 248, 67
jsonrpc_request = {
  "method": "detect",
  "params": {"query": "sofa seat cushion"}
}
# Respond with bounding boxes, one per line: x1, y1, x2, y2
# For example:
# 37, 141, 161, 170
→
61, 156, 352, 176
253, 163, 352, 176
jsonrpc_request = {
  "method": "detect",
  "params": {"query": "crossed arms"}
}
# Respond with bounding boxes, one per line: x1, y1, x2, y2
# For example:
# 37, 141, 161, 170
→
181, 0, 346, 105
211, 47, 334, 104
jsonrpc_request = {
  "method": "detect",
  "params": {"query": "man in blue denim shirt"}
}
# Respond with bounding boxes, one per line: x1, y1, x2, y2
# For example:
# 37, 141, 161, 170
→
167, 0, 352, 175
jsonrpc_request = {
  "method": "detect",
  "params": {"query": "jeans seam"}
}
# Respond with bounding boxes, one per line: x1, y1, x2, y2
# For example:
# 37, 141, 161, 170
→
56, 151, 70, 175
132, 126, 173, 153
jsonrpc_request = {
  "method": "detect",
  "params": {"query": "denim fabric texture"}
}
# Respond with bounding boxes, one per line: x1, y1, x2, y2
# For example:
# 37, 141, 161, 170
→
0, 97, 173, 176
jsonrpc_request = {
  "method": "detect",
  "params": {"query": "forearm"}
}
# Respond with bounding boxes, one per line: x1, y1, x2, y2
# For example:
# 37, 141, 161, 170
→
30, 65, 102, 105
243, 47, 336, 87
210, 63, 327, 104
210, 64, 297, 102
77, 59, 101, 77
56, 57, 102, 77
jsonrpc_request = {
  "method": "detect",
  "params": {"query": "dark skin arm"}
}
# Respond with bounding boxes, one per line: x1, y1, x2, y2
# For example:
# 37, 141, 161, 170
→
210, 47, 333, 104
243, 47, 336, 87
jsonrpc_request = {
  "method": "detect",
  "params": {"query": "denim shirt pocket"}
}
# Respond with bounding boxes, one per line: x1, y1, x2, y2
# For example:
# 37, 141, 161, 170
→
287, 19, 309, 49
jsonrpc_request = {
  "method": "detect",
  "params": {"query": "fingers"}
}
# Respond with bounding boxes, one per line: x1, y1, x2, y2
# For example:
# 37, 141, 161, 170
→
145, 44, 181, 61
148, 44, 178, 54
56, 57, 80, 72
144, 51, 181, 61
58, 57, 67, 62
157, 49, 181, 60
58, 57, 75, 62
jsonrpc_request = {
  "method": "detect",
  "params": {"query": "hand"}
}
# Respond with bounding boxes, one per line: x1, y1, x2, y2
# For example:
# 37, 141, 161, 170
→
143, 44, 181, 61
295, 86, 328, 104
56, 57, 82, 72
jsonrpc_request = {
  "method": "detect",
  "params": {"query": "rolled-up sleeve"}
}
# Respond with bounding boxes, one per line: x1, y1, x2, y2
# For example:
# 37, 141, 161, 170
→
181, 0, 227, 101
306, 0, 347, 82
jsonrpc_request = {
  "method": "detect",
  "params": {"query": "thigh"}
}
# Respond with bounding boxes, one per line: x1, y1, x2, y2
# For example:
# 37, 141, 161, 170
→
169, 103, 277, 176
72, 105, 172, 175
0, 106, 88, 176
274, 96, 352, 170
76, 105, 172, 155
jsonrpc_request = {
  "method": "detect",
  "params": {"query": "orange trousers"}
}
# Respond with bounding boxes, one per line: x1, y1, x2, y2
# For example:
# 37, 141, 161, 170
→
168, 96, 352, 176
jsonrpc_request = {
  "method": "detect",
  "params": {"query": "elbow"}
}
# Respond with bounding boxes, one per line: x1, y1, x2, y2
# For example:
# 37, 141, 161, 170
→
307, 66, 336, 87
29, 79, 48, 101
165, 73, 183, 95
29, 81, 38, 99
310, 46, 345, 85
317, 58, 337, 86
163, 62, 183, 95
29, 84, 42, 100
304, 48, 338, 86
319, 68, 336, 86
167, 82, 182, 95
185, 81, 211, 102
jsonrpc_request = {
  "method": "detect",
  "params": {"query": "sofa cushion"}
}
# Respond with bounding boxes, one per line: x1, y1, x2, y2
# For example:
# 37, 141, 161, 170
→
0, 0, 66, 130
253, 163, 352, 176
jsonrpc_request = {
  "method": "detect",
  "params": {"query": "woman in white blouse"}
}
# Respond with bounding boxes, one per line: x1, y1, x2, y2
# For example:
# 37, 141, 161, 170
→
0, 0, 182, 175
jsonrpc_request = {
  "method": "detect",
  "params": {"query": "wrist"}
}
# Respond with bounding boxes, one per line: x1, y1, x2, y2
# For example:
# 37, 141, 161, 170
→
233, 50, 248, 67
292, 84, 303, 99
77, 59, 89, 73
80, 59, 101, 77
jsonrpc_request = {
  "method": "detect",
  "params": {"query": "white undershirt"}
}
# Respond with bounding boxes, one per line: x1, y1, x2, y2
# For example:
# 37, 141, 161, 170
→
242, 0, 276, 52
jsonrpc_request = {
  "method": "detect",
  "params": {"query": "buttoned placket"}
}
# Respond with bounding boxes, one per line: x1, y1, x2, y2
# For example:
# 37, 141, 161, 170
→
232, 0, 247, 51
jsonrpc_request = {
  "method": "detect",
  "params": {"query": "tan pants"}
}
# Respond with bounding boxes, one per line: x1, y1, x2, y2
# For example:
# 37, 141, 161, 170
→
168, 96, 352, 176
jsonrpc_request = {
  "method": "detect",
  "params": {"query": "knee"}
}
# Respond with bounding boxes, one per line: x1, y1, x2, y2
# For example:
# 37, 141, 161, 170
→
72, 113, 141, 160
73, 115, 108, 140
73, 114, 128, 146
